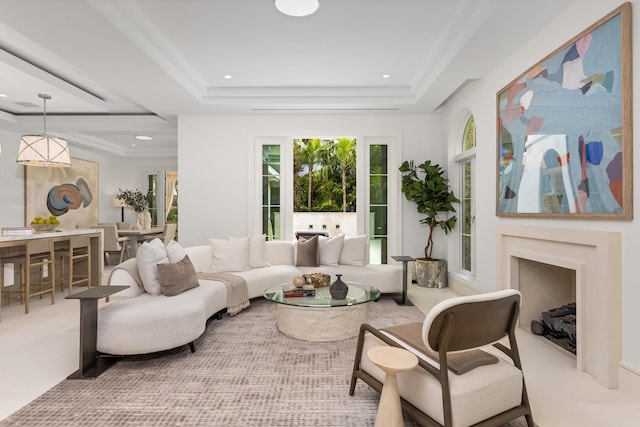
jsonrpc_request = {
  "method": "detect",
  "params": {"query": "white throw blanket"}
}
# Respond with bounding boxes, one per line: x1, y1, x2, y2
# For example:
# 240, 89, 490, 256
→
196, 272, 251, 316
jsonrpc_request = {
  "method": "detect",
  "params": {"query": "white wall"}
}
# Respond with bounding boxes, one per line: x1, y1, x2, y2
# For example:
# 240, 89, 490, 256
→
440, 0, 640, 376
177, 114, 443, 255
0, 128, 176, 227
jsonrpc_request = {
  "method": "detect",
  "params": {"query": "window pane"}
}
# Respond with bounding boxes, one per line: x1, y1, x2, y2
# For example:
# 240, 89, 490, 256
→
369, 236, 387, 265
462, 235, 471, 271
263, 207, 280, 240
369, 205, 388, 236
463, 116, 476, 150
369, 176, 387, 205
369, 145, 387, 174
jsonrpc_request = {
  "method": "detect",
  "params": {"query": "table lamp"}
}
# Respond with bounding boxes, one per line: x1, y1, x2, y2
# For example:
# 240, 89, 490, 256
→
114, 197, 126, 222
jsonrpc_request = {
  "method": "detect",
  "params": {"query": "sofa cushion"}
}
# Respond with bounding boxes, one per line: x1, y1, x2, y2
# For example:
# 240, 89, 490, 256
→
209, 237, 250, 272
136, 238, 169, 296
339, 235, 367, 266
157, 255, 200, 296
296, 235, 319, 267
165, 239, 187, 263
249, 234, 270, 268
266, 240, 294, 265
318, 234, 344, 266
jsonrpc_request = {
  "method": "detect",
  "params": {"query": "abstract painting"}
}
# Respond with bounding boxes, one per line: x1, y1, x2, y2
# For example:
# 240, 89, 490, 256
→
25, 157, 99, 228
496, 3, 632, 219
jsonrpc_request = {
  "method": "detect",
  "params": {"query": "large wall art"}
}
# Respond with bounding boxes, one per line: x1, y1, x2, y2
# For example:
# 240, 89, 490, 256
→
25, 157, 99, 227
496, 3, 632, 219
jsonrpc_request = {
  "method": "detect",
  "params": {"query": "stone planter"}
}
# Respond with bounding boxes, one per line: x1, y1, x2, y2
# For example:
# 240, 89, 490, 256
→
414, 258, 448, 288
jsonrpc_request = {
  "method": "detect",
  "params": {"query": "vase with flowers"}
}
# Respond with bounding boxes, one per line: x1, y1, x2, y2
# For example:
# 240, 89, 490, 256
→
116, 188, 150, 229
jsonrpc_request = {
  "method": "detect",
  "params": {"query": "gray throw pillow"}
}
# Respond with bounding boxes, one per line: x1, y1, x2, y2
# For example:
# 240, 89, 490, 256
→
296, 235, 319, 267
157, 255, 200, 296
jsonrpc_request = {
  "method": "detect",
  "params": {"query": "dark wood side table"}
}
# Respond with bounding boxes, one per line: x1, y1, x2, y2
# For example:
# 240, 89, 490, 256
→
391, 256, 414, 306
66, 286, 128, 379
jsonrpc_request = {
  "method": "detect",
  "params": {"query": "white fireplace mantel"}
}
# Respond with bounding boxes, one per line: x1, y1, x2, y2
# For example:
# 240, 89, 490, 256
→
497, 224, 621, 388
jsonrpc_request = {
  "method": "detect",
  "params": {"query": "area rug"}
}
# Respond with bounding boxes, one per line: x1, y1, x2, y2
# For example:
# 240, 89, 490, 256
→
0, 297, 528, 426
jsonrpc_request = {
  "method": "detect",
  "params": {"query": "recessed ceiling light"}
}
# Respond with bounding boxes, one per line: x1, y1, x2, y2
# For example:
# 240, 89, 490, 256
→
224, 75, 233, 79
382, 74, 390, 79
0, 93, 8, 98
275, 0, 319, 17
135, 135, 152, 141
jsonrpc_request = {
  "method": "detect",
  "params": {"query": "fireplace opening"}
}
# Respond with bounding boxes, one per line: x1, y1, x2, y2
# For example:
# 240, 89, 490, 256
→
531, 302, 576, 354
517, 258, 576, 356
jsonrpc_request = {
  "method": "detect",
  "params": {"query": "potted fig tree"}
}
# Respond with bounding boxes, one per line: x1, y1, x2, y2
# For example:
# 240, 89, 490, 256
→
399, 160, 459, 288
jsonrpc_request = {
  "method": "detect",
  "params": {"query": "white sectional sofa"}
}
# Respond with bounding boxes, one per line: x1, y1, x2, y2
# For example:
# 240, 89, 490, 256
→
98, 235, 403, 356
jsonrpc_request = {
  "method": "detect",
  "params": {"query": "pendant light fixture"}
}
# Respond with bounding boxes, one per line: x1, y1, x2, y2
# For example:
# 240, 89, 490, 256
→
274, 0, 319, 17
16, 93, 71, 167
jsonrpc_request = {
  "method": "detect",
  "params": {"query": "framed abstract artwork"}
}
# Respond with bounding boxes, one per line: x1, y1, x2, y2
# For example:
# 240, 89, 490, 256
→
25, 157, 99, 228
496, 3, 632, 219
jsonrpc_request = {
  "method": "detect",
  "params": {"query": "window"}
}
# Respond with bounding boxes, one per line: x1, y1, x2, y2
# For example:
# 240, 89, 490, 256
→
254, 134, 399, 264
369, 144, 388, 264
454, 114, 476, 274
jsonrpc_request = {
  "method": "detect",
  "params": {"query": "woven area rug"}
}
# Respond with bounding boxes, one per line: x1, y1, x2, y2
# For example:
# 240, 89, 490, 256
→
0, 297, 528, 427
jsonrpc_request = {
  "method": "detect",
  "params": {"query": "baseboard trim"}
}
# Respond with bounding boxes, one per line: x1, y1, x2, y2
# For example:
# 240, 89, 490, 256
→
447, 273, 479, 296
619, 363, 640, 398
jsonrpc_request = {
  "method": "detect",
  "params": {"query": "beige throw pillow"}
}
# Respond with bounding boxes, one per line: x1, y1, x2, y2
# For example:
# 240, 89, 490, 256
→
295, 235, 319, 267
318, 234, 344, 266
157, 255, 200, 296
209, 237, 250, 272
339, 234, 368, 267
136, 238, 169, 296
248, 234, 270, 268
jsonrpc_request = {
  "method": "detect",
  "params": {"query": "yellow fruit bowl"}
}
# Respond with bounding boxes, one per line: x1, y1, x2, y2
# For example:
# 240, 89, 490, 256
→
30, 223, 58, 232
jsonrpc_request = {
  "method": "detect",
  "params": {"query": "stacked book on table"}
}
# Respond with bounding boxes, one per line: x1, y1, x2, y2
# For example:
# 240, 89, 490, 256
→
283, 287, 316, 298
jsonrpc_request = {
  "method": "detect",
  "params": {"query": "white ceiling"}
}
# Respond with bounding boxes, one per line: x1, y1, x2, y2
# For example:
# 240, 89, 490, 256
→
0, 0, 579, 158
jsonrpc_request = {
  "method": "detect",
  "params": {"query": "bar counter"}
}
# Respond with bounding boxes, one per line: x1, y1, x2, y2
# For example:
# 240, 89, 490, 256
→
0, 228, 103, 289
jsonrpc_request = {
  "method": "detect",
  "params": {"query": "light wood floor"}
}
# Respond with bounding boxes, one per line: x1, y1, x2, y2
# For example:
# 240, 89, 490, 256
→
1, 274, 639, 425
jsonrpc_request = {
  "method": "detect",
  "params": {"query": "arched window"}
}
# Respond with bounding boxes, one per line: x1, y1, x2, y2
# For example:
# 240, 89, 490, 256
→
454, 114, 476, 274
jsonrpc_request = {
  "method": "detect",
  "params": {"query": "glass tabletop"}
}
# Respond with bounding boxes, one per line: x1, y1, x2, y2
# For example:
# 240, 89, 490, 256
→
263, 282, 380, 308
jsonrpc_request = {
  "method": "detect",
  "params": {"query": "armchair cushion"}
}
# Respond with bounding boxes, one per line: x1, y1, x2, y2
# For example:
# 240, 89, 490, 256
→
381, 322, 498, 375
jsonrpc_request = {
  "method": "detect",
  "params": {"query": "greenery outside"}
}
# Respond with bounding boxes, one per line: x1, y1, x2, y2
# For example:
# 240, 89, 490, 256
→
293, 138, 357, 212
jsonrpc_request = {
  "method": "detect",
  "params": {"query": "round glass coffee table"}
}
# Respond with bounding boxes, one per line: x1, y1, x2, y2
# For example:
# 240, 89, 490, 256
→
264, 282, 381, 341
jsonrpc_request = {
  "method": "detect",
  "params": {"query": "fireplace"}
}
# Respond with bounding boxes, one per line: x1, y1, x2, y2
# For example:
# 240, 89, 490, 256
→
497, 225, 621, 388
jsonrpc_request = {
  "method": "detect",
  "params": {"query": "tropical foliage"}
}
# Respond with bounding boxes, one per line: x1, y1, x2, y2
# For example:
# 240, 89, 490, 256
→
293, 138, 357, 212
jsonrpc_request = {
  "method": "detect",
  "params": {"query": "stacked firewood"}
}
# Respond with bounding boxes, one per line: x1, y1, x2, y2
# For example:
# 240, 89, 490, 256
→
531, 302, 576, 354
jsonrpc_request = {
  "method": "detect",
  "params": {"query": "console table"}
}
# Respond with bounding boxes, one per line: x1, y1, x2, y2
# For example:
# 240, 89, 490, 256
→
66, 286, 128, 379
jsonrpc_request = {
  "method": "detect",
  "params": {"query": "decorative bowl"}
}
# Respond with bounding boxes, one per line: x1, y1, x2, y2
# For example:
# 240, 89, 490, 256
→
30, 223, 58, 232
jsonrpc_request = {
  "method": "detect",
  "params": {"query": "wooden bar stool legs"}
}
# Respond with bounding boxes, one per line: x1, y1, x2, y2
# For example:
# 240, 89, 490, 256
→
59, 235, 92, 296
23, 239, 56, 314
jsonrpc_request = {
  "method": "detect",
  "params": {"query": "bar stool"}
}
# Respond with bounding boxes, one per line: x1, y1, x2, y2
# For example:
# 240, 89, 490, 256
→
2, 239, 56, 314
0, 249, 26, 320
58, 235, 92, 295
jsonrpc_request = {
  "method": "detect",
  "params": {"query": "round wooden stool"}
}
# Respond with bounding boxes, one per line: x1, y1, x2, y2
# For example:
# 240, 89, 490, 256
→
367, 346, 418, 427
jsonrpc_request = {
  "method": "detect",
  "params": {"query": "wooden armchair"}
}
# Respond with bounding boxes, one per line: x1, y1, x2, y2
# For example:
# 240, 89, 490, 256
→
350, 289, 534, 427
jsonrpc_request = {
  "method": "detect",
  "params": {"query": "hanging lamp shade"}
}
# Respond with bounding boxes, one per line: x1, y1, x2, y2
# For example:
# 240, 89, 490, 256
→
17, 135, 71, 167
16, 93, 71, 167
